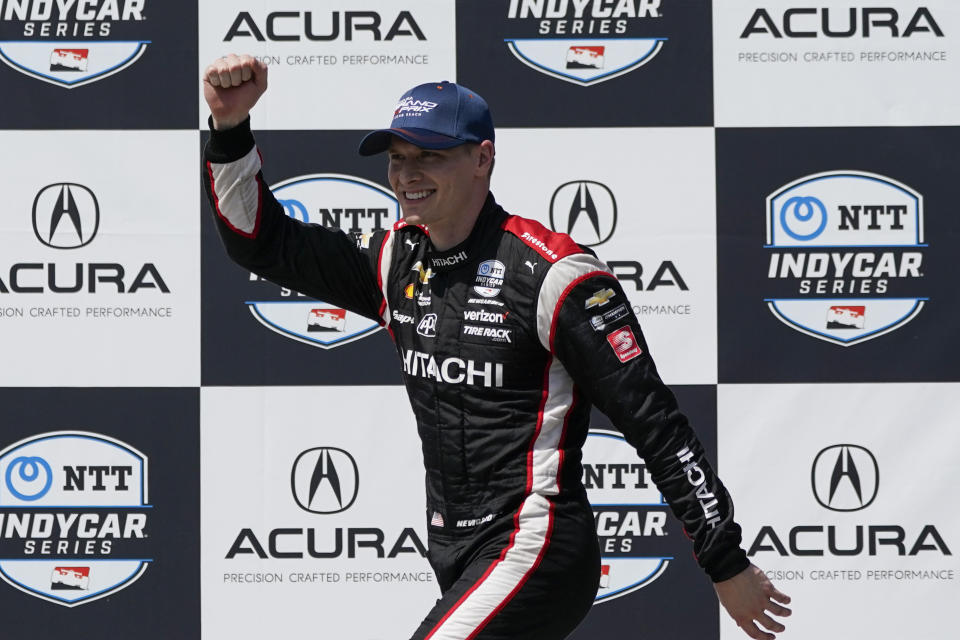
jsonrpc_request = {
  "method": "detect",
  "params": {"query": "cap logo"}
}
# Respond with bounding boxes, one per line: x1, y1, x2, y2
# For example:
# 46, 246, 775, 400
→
394, 97, 438, 118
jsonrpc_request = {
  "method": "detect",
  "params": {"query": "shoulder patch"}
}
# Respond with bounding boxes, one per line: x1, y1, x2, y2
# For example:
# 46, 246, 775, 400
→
502, 215, 583, 263
394, 219, 429, 235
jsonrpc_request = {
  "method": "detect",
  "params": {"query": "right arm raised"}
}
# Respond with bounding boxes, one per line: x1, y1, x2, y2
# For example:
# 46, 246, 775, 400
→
201, 55, 387, 322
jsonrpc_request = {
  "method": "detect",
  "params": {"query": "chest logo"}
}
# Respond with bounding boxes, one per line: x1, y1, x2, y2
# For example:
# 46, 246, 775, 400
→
474, 260, 506, 298
416, 313, 438, 337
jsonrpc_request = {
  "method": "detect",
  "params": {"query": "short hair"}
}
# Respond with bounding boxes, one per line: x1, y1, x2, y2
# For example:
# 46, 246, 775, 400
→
462, 142, 495, 179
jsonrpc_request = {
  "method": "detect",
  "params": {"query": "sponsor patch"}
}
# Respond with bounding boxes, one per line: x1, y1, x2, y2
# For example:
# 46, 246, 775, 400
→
474, 260, 505, 298
606, 326, 642, 363
416, 313, 437, 337
462, 324, 512, 344
392, 310, 414, 325
589, 303, 629, 332
467, 297, 504, 307
585, 288, 616, 309
463, 309, 508, 324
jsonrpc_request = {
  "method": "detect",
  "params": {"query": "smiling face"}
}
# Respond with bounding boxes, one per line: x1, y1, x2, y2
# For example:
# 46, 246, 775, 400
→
386, 137, 491, 232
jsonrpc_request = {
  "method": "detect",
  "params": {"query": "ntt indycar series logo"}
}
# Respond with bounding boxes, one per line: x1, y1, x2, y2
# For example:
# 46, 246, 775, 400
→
764, 171, 927, 346
0, 0, 151, 88
0, 431, 152, 607
583, 429, 673, 603
504, 0, 667, 86
246, 174, 399, 349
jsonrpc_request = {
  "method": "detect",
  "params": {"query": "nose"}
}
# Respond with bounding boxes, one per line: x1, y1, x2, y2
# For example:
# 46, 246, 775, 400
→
394, 159, 422, 187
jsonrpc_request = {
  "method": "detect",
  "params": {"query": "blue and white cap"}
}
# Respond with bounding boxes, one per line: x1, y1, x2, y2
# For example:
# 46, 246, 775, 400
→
358, 81, 495, 156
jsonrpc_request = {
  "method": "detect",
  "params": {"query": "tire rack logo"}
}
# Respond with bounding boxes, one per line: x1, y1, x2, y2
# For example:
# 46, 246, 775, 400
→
504, 0, 667, 86
0, 0, 150, 89
583, 429, 672, 603
811, 445, 878, 512
32, 183, 99, 249
0, 431, 151, 607
291, 447, 359, 514
246, 174, 399, 349
549, 180, 617, 247
764, 171, 926, 346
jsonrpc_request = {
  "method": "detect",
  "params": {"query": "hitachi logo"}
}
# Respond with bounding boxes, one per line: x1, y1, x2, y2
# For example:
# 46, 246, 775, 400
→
401, 350, 503, 387
677, 447, 721, 529
1, 0, 146, 22
463, 309, 507, 324
430, 251, 467, 268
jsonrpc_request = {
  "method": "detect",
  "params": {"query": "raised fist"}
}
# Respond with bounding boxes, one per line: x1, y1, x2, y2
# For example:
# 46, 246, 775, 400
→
202, 53, 268, 130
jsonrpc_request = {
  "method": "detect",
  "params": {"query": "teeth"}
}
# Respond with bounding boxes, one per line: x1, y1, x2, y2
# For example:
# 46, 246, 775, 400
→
406, 190, 433, 200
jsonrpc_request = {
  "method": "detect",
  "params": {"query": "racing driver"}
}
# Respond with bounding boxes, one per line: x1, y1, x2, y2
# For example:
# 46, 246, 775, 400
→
201, 54, 792, 640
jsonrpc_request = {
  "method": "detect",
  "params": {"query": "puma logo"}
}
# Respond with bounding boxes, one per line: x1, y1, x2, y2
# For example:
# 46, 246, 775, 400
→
524, 260, 537, 274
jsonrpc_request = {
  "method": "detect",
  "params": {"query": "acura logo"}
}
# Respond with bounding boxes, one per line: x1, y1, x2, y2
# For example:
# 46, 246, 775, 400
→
549, 180, 617, 247
811, 444, 879, 512
32, 183, 99, 249
290, 447, 359, 514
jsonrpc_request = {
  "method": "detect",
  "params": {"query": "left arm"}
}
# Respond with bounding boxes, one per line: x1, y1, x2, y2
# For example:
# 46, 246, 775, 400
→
539, 254, 790, 635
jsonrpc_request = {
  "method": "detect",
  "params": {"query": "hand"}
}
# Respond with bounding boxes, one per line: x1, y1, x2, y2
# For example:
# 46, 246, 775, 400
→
715, 564, 792, 639
202, 53, 268, 130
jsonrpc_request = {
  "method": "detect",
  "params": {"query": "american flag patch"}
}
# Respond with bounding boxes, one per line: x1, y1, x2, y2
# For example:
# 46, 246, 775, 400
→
430, 511, 445, 528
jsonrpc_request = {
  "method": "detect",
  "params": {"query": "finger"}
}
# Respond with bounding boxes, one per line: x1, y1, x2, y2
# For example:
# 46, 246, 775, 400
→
768, 587, 791, 605
739, 619, 774, 640
240, 62, 252, 82
756, 613, 785, 634
765, 601, 792, 617
218, 68, 233, 88
229, 63, 243, 86
204, 65, 221, 87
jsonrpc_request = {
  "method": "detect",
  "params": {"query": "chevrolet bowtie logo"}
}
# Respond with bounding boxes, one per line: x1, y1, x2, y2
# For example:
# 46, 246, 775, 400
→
411, 261, 434, 284
585, 288, 616, 309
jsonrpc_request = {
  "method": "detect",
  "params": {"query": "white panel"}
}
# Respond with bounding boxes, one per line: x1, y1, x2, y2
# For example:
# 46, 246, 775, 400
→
718, 383, 960, 640
492, 127, 717, 385
714, 1, 960, 126
201, 386, 434, 639
0, 131, 200, 387
198, 0, 457, 130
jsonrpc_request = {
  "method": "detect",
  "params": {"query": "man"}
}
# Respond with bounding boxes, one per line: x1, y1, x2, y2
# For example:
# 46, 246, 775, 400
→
202, 54, 792, 640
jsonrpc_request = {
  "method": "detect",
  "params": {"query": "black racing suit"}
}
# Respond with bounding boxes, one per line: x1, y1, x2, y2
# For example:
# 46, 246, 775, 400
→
203, 119, 750, 640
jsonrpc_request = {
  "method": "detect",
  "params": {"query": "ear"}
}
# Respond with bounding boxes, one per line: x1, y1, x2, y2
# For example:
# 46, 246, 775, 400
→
476, 140, 495, 177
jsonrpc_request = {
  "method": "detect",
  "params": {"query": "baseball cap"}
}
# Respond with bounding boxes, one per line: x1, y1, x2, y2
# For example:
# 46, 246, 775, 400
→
358, 81, 494, 156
